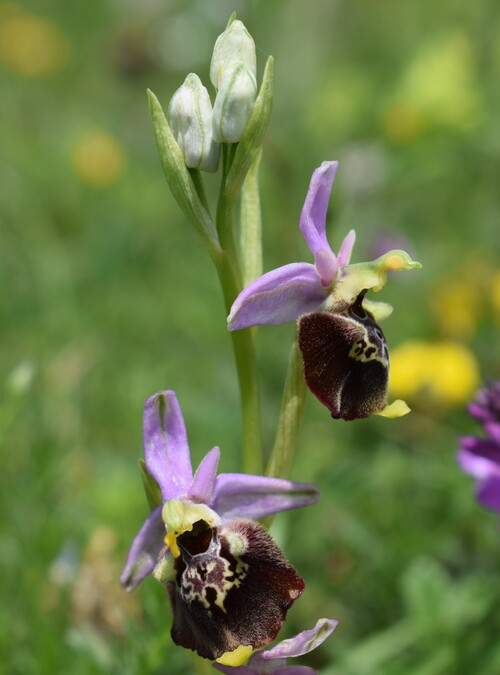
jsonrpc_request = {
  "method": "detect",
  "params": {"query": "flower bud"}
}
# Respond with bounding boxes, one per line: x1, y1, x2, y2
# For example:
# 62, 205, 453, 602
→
212, 61, 257, 143
210, 19, 256, 89
168, 73, 220, 173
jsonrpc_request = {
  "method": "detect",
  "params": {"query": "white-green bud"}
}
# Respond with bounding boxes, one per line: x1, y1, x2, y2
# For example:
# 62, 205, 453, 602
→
168, 73, 220, 173
210, 19, 256, 89
212, 61, 257, 143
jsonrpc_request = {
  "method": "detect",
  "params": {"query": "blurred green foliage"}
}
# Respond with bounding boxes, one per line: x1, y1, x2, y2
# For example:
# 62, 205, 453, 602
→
0, 0, 499, 673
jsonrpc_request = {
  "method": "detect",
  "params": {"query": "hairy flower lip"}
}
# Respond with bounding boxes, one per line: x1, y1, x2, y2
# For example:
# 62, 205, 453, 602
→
167, 518, 306, 661
298, 305, 389, 421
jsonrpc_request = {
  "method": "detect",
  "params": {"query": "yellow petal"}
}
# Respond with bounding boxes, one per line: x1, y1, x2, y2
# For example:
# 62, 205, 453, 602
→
216, 645, 253, 667
376, 399, 411, 418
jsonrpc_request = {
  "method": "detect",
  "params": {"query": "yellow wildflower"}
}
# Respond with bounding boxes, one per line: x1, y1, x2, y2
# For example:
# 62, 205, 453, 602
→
0, 3, 69, 76
390, 339, 480, 406
383, 32, 483, 142
429, 279, 482, 340
71, 131, 125, 187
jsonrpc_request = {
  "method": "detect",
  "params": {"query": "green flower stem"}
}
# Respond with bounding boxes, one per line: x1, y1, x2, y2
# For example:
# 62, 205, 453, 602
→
214, 149, 262, 475
266, 342, 307, 480
214, 248, 262, 475
240, 148, 263, 286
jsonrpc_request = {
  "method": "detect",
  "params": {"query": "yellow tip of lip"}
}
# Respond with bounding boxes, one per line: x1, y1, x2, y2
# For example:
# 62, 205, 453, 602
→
216, 645, 253, 667
376, 399, 411, 418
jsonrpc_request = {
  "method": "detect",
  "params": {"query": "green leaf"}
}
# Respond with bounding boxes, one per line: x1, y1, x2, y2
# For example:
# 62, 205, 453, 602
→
138, 458, 163, 511
404, 646, 455, 675
335, 620, 416, 675
480, 640, 500, 675
446, 575, 497, 632
400, 557, 450, 637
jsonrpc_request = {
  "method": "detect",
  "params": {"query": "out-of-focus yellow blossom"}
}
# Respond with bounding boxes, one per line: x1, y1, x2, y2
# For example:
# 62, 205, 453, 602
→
71, 131, 125, 187
429, 279, 482, 340
383, 32, 482, 142
389, 340, 480, 407
491, 271, 500, 324
0, 3, 69, 76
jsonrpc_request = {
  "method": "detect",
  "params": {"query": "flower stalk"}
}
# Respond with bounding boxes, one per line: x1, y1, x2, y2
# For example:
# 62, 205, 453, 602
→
266, 342, 308, 480
214, 247, 262, 475
240, 148, 263, 287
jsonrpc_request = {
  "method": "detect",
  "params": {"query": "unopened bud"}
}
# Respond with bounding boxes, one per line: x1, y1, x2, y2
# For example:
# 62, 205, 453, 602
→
210, 19, 256, 89
212, 62, 257, 143
168, 73, 220, 173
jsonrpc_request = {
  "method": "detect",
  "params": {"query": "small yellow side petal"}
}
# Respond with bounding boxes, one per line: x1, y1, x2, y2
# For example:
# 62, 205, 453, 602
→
363, 299, 393, 322
215, 645, 253, 667
164, 530, 181, 558
376, 399, 411, 418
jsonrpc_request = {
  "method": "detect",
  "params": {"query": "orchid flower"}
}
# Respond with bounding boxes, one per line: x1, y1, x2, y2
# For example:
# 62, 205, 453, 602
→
213, 618, 338, 673
458, 381, 500, 513
120, 391, 319, 662
228, 161, 421, 421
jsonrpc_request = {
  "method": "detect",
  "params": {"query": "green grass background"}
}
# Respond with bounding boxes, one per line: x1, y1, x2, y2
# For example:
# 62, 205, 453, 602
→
1, 0, 499, 673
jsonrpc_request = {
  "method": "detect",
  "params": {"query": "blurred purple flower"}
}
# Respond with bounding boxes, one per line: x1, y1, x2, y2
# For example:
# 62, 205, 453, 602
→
228, 161, 420, 421
120, 390, 319, 660
213, 618, 338, 674
468, 381, 500, 425
458, 381, 500, 513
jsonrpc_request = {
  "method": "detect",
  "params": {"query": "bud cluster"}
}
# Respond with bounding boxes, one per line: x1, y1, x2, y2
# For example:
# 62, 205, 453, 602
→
168, 19, 258, 172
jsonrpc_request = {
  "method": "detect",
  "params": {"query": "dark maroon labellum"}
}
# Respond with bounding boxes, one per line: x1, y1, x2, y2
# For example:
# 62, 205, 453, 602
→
298, 293, 389, 420
166, 519, 305, 660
